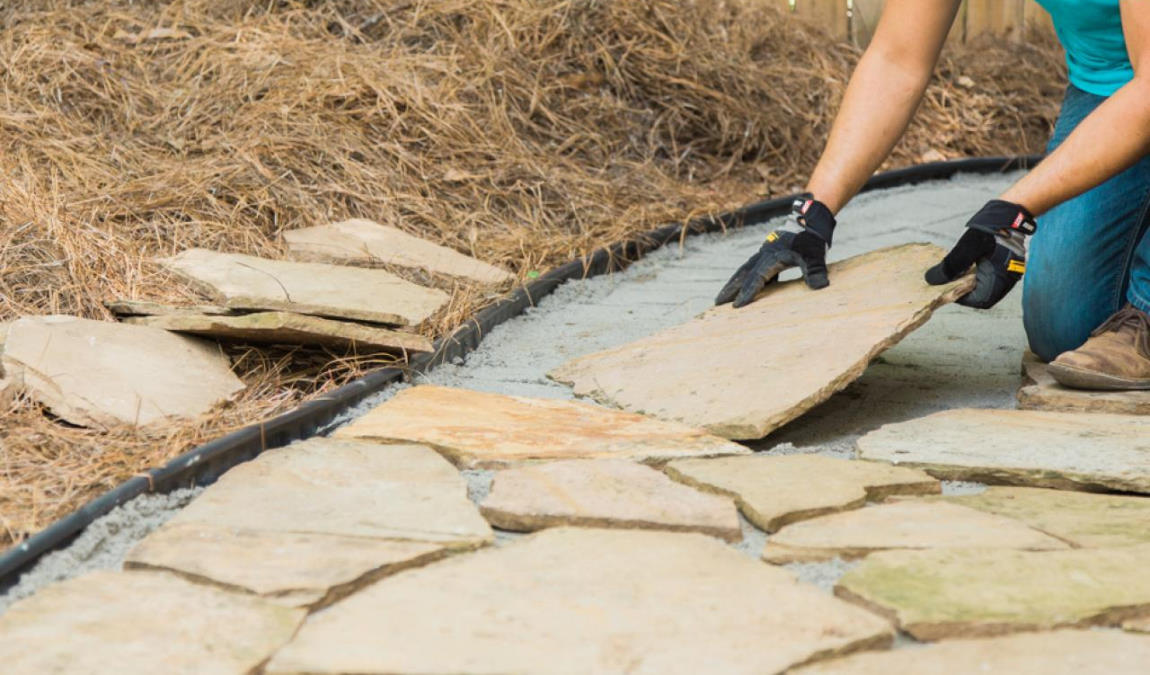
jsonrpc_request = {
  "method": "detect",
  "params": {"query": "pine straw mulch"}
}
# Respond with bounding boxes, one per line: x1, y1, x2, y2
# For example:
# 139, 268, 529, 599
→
0, 0, 1066, 546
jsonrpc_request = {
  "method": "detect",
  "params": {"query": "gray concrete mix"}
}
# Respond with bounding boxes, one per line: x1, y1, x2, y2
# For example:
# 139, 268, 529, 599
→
0, 171, 1026, 611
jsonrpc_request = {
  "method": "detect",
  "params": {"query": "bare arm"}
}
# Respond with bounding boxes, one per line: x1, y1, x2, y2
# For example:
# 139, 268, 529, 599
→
805, 0, 962, 213
999, 0, 1150, 215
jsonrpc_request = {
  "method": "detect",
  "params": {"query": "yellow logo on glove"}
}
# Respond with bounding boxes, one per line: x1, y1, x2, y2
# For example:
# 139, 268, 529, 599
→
1007, 259, 1026, 274
765, 231, 779, 243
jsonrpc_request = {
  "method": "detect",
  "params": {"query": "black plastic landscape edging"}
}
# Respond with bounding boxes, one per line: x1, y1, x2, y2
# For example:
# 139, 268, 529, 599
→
0, 154, 1041, 590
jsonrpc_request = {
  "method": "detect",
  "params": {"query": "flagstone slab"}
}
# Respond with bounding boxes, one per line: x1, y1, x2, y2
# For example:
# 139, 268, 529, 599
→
126, 439, 491, 604
0, 569, 304, 675
857, 408, 1150, 493
762, 500, 1067, 563
266, 528, 893, 674
479, 459, 741, 541
1124, 616, 1150, 633
285, 218, 513, 284
835, 544, 1150, 640
663, 454, 939, 533
159, 248, 449, 326
548, 244, 974, 439
1, 315, 244, 428
1018, 351, 1150, 415
940, 486, 1150, 548
125, 311, 432, 353
127, 523, 448, 607
105, 299, 235, 317
334, 385, 749, 469
795, 630, 1150, 674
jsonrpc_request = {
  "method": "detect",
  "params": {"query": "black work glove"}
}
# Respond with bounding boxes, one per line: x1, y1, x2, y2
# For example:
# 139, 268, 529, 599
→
925, 199, 1036, 309
715, 194, 836, 308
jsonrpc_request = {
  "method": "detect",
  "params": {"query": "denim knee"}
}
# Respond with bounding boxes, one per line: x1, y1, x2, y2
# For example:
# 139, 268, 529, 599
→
1022, 282, 1094, 362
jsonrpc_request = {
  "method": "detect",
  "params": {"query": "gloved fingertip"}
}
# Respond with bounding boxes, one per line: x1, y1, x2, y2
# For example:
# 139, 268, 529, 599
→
805, 274, 829, 290
924, 263, 953, 285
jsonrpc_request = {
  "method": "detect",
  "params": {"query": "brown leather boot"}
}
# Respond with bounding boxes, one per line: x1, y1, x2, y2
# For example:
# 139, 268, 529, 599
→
1048, 305, 1150, 390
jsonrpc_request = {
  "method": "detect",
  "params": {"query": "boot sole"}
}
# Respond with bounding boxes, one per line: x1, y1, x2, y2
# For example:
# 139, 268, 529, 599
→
1047, 362, 1150, 391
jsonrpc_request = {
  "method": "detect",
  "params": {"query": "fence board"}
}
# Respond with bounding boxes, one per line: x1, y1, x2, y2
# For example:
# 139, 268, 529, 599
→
795, 0, 848, 40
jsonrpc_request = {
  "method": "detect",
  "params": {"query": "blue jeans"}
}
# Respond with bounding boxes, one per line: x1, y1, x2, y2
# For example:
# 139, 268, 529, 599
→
1023, 84, 1150, 362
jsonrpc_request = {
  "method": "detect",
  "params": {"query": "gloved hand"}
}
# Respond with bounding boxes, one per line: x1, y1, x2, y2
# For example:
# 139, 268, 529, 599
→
715, 194, 836, 308
925, 199, 1036, 309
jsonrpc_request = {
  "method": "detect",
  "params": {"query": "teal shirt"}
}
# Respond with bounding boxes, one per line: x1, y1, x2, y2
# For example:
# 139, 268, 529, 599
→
1037, 0, 1132, 96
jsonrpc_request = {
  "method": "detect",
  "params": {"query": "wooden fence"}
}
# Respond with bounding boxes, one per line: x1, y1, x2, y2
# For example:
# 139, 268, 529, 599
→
776, 0, 1055, 48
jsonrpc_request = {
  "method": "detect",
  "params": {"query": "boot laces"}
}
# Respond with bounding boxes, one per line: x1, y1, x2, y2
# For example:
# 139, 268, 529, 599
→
1091, 305, 1150, 358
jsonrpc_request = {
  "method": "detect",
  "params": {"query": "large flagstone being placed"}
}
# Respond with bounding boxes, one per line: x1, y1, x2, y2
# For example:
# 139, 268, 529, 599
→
663, 454, 938, 532
795, 630, 1150, 674
548, 244, 974, 439
266, 528, 893, 674
940, 486, 1150, 548
159, 248, 449, 326
835, 544, 1150, 640
857, 408, 1150, 493
285, 218, 513, 284
126, 311, 433, 353
1, 315, 244, 428
479, 459, 741, 541
126, 439, 491, 607
0, 569, 304, 675
761, 500, 1066, 563
1018, 351, 1150, 415
334, 385, 749, 469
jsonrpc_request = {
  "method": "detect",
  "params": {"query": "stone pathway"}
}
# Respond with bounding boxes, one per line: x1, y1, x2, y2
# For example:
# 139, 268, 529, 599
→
18, 172, 1150, 671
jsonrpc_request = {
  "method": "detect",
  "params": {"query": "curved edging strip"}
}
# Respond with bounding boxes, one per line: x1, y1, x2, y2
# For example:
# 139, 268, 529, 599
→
0, 154, 1040, 589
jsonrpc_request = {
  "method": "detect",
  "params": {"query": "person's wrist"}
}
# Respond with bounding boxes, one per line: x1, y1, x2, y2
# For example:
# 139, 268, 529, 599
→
793, 194, 837, 247
966, 199, 1036, 238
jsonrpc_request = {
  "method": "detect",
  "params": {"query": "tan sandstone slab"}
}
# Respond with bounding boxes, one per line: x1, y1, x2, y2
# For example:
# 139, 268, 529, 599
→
159, 248, 449, 326
548, 244, 973, 439
334, 385, 749, 469
285, 218, 513, 284
127, 523, 448, 607
1, 315, 245, 428
835, 543, 1150, 640
762, 500, 1067, 563
105, 299, 235, 317
795, 629, 1150, 675
857, 408, 1150, 493
125, 311, 433, 353
126, 439, 491, 604
480, 459, 741, 541
664, 454, 939, 533
266, 528, 893, 674
1124, 616, 1150, 633
0, 569, 304, 675
940, 486, 1150, 548
1018, 351, 1150, 415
